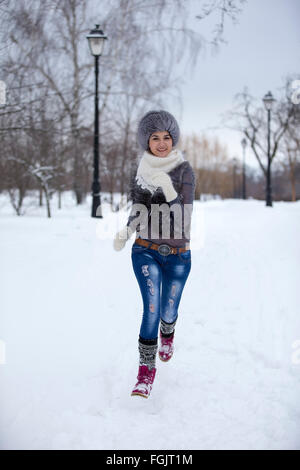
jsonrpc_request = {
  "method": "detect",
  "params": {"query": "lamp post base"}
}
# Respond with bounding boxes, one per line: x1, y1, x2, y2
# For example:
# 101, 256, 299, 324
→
91, 181, 103, 218
92, 196, 102, 218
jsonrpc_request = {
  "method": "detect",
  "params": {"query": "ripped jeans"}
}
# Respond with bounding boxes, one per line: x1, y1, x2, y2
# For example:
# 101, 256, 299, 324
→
131, 240, 192, 340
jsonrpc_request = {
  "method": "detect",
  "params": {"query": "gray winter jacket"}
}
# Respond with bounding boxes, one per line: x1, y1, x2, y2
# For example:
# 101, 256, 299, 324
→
126, 160, 196, 248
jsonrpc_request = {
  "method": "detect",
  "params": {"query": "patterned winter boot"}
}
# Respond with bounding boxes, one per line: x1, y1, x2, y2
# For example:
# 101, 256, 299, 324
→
131, 337, 158, 399
159, 318, 176, 362
131, 365, 156, 398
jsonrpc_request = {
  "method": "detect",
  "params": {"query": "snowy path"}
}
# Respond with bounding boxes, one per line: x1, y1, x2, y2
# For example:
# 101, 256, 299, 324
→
1, 196, 300, 449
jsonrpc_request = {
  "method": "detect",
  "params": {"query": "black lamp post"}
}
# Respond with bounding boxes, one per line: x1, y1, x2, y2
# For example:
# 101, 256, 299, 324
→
232, 157, 237, 198
86, 24, 107, 218
262, 91, 276, 207
241, 137, 247, 200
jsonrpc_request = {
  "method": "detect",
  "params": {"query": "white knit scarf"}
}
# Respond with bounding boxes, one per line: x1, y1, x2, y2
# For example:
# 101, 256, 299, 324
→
135, 148, 185, 194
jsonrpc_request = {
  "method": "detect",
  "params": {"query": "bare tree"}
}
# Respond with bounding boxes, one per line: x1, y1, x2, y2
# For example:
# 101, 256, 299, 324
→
5, 0, 93, 203
181, 132, 232, 198
1, 0, 246, 213
223, 84, 298, 205
278, 123, 300, 202
0, 76, 64, 216
196, 0, 247, 51
276, 76, 300, 201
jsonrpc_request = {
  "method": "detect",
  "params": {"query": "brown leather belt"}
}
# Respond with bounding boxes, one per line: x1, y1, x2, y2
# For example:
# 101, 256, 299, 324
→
134, 238, 190, 255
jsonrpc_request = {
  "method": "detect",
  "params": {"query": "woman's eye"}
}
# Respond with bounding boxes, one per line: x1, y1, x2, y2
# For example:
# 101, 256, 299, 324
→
151, 136, 169, 141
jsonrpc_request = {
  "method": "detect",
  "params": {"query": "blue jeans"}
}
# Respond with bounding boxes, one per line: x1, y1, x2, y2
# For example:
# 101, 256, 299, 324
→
131, 240, 192, 340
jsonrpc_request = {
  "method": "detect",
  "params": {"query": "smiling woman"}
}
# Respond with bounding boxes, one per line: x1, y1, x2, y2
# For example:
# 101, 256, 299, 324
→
113, 109, 196, 399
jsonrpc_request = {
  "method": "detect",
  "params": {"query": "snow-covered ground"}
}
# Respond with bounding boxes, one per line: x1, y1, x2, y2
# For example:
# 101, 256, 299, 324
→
1, 192, 300, 450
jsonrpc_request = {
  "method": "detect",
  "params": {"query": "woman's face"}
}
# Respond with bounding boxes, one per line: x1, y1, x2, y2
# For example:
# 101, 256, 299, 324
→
148, 131, 173, 157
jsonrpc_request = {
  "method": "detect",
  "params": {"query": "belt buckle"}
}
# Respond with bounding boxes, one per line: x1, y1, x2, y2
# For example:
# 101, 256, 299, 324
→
158, 244, 171, 256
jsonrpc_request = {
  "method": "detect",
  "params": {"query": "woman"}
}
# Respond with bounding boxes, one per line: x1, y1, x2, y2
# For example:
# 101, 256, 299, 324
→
113, 110, 196, 399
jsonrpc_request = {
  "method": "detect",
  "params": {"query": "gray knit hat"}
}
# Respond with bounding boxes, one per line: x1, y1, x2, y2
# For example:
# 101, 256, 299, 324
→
137, 110, 180, 150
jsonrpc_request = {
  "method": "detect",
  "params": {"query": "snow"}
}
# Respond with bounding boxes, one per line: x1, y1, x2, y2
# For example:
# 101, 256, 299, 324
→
1, 192, 300, 450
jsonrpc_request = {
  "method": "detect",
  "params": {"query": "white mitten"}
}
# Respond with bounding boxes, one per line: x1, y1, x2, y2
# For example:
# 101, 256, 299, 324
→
150, 171, 178, 202
113, 225, 134, 251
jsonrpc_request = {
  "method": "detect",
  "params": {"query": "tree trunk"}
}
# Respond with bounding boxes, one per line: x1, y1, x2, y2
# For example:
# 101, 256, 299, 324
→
42, 186, 51, 218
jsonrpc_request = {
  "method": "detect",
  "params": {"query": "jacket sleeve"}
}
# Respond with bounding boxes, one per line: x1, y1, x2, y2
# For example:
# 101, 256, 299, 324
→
168, 163, 196, 241
126, 173, 150, 235
126, 173, 138, 230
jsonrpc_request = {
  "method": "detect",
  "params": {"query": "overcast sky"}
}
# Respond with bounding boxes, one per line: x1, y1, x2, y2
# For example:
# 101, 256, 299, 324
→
173, 0, 300, 169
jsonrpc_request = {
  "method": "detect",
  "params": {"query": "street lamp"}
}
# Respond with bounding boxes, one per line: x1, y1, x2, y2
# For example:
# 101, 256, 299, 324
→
262, 91, 276, 207
241, 137, 247, 200
232, 157, 237, 199
86, 24, 108, 218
